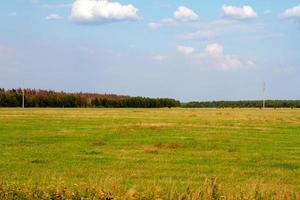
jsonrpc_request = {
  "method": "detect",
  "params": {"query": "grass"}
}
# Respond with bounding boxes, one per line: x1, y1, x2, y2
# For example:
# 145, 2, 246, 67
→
0, 108, 300, 199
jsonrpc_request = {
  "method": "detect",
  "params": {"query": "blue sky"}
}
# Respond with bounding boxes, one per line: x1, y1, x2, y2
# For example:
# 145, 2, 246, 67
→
0, 0, 300, 101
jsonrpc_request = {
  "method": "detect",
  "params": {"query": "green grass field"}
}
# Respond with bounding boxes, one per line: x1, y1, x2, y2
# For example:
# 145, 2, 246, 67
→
1, 108, 300, 199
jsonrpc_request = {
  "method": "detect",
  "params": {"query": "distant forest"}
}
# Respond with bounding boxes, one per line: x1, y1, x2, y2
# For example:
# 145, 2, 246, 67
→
183, 100, 300, 108
0, 88, 180, 108
0, 88, 299, 108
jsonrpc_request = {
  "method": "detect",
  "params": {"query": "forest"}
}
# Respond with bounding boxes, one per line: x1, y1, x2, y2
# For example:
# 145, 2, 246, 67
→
183, 100, 300, 108
0, 88, 180, 108
1, 88, 300, 108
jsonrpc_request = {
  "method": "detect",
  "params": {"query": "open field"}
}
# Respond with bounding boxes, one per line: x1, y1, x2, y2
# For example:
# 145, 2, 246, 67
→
1, 108, 300, 199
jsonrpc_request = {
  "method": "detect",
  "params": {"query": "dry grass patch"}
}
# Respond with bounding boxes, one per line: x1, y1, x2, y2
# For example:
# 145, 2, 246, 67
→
144, 143, 184, 154
101, 122, 174, 130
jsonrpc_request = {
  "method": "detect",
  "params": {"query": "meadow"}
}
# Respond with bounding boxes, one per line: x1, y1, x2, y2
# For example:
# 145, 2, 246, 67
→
0, 108, 300, 199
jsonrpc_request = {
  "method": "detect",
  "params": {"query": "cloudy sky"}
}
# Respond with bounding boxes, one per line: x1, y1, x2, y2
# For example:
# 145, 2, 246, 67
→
0, 0, 300, 101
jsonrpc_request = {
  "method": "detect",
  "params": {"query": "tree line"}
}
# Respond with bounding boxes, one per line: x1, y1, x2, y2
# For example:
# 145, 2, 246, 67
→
183, 100, 300, 108
0, 88, 180, 108
1, 88, 299, 108
91, 97, 180, 108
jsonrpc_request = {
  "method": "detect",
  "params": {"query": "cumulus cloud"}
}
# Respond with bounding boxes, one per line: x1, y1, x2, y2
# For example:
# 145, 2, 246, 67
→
215, 55, 243, 71
45, 14, 62, 20
222, 5, 257, 20
176, 45, 195, 55
174, 6, 199, 22
203, 43, 254, 71
205, 43, 223, 56
71, 0, 139, 25
148, 6, 199, 30
281, 5, 300, 19
177, 42, 255, 71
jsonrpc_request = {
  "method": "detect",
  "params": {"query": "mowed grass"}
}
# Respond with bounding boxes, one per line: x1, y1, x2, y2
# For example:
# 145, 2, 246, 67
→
1, 108, 300, 198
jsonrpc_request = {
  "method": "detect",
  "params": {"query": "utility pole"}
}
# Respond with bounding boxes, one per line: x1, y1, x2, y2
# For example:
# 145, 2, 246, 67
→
263, 82, 266, 109
22, 88, 25, 108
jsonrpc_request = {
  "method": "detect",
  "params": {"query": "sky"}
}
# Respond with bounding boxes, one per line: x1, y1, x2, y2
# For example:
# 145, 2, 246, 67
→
0, 0, 300, 101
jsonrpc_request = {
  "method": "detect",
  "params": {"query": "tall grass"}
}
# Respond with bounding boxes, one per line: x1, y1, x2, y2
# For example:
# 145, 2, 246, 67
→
1, 179, 299, 200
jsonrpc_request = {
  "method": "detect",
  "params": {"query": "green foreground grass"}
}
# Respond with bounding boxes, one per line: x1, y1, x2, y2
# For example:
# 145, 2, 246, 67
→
0, 108, 300, 199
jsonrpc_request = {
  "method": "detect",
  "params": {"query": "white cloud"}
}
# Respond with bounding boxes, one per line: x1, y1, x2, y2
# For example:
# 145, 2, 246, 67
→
178, 30, 216, 40
148, 6, 199, 30
217, 57, 255, 71
215, 55, 243, 71
176, 45, 195, 55
205, 43, 223, 56
174, 6, 199, 22
174, 42, 253, 71
281, 5, 300, 19
191, 42, 254, 71
71, 0, 139, 25
204, 42, 254, 71
222, 5, 257, 20
45, 14, 62, 20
